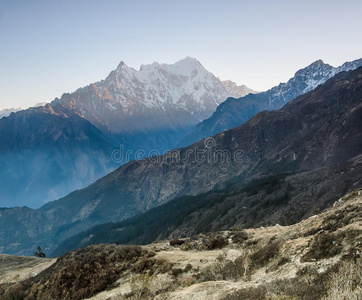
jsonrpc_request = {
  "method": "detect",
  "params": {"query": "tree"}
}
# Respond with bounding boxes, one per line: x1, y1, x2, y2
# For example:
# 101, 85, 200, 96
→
34, 246, 46, 258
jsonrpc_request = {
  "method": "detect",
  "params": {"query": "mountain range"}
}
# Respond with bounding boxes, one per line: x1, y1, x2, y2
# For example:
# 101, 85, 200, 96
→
1, 66, 362, 255
3, 57, 361, 209
0, 58, 238, 208
180, 58, 362, 146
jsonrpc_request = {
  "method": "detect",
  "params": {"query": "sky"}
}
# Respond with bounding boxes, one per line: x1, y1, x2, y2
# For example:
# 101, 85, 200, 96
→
0, 0, 361, 109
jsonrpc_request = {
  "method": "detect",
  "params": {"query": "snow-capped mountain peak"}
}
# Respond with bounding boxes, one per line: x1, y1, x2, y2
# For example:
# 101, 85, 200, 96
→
180, 57, 362, 147
101, 57, 231, 117
270, 57, 362, 105
221, 80, 258, 98
0, 107, 22, 119
116, 61, 128, 70
54, 57, 233, 135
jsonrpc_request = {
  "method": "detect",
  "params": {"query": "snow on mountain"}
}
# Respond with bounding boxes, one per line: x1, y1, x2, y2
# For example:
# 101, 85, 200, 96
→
33, 102, 49, 107
0, 108, 22, 119
0, 102, 50, 119
99, 56, 231, 121
221, 80, 258, 97
180, 57, 362, 146
268, 58, 362, 108
54, 57, 232, 132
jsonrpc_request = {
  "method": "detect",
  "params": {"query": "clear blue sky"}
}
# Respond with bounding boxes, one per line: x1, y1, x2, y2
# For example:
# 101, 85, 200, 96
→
0, 0, 361, 109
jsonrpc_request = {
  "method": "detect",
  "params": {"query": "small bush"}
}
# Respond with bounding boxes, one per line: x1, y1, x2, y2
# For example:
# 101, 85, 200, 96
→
154, 258, 173, 273
301, 232, 342, 262
250, 240, 280, 269
170, 239, 185, 246
231, 231, 249, 243
171, 268, 183, 277
209, 237, 228, 250
184, 263, 193, 272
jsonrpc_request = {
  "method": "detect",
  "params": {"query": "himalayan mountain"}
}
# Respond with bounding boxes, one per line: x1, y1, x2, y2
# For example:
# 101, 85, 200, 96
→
221, 79, 258, 97
1, 57, 361, 209
0, 57, 238, 208
1, 66, 362, 256
0, 108, 22, 119
0, 103, 48, 119
52, 57, 232, 153
180, 58, 362, 146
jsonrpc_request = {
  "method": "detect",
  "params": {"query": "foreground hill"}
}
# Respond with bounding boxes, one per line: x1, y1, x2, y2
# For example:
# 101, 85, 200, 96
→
1, 188, 362, 300
180, 58, 362, 146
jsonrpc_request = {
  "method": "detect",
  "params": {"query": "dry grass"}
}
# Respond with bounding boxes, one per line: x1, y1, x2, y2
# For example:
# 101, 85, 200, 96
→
2, 188, 362, 300
322, 259, 362, 300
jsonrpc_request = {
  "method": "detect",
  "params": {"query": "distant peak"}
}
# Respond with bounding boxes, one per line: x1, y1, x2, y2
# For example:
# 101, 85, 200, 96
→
310, 59, 325, 66
295, 59, 332, 77
174, 57, 204, 70
184, 56, 197, 61
116, 61, 128, 70
221, 79, 236, 85
178, 56, 200, 64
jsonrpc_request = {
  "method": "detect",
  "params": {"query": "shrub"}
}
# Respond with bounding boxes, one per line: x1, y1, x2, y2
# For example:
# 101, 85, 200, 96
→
250, 240, 280, 269
171, 268, 183, 277
209, 237, 228, 250
0, 244, 160, 300
301, 232, 342, 262
170, 239, 185, 246
231, 231, 249, 243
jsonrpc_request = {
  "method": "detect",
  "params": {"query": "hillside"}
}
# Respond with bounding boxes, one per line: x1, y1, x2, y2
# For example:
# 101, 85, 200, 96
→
53, 156, 362, 256
1, 188, 362, 300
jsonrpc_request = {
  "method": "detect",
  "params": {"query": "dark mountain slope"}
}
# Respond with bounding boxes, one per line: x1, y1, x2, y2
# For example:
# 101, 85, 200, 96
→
0, 104, 117, 207
53, 155, 362, 256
